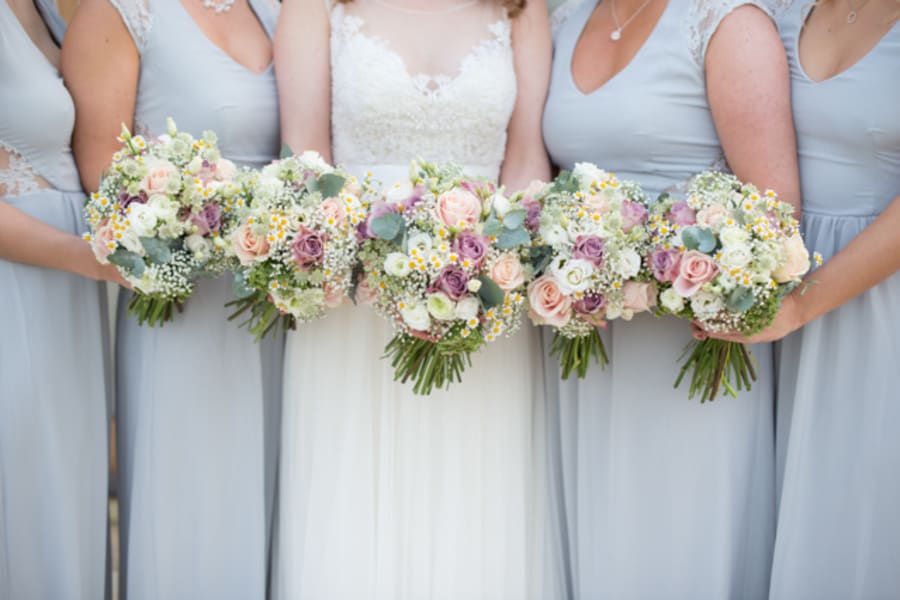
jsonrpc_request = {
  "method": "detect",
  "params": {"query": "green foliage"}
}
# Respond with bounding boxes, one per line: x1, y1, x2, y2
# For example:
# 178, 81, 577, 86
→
550, 329, 608, 379
140, 236, 172, 265
108, 249, 145, 277
680, 226, 718, 254
477, 275, 505, 309
370, 212, 405, 243
317, 173, 346, 199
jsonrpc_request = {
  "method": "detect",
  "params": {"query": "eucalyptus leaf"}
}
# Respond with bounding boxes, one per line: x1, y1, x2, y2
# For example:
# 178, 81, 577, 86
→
477, 275, 505, 309
680, 226, 717, 254
370, 212, 405, 242
317, 173, 346, 199
529, 245, 553, 275
482, 212, 505, 238
280, 143, 293, 160
108, 249, 146, 278
139, 236, 172, 264
496, 227, 530, 250
550, 171, 580, 194
726, 286, 756, 313
502, 209, 526, 230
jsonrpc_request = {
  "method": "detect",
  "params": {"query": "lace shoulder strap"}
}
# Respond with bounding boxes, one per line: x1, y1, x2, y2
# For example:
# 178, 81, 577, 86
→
549, 0, 589, 37
685, 0, 789, 67
109, 0, 152, 52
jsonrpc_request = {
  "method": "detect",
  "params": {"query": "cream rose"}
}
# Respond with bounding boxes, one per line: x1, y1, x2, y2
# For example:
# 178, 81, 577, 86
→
232, 224, 271, 266
621, 281, 657, 319
90, 218, 116, 263
660, 287, 685, 313
550, 258, 594, 295
139, 158, 178, 195
773, 233, 811, 283
490, 254, 526, 292
436, 188, 482, 229
527, 275, 572, 328
454, 296, 480, 321
673, 250, 719, 297
400, 302, 431, 331
696, 204, 729, 230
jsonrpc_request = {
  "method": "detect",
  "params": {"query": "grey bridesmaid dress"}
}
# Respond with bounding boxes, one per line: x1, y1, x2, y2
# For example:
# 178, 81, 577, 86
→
770, 6, 900, 600
0, 1, 110, 598
541, 1, 782, 598
107, 1, 282, 598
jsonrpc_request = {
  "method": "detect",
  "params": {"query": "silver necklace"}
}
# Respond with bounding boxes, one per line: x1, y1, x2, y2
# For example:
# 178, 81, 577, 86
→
609, 0, 654, 41
203, 0, 237, 14
846, 0, 871, 24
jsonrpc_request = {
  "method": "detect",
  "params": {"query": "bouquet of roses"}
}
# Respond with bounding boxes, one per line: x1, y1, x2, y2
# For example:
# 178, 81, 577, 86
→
358, 159, 536, 395
84, 119, 240, 326
647, 171, 818, 401
528, 163, 655, 379
226, 150, 369, 341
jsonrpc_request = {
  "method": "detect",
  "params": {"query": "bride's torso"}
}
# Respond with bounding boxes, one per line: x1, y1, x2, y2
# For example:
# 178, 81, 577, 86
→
329, 0, 517, 183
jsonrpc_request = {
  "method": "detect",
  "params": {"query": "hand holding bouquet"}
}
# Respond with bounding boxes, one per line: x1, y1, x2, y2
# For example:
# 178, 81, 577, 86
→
647, 171, 818, 401
359, 160, 536, 395
84, 119, 239, 326
226, 151, 369, 341
528, 163, 655, 379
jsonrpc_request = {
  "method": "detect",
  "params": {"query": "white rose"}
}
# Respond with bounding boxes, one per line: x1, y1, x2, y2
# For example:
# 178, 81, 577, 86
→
454, 296, 480, 321
541, 223, 570, 247
384, 252, 412, 277
490, 193, 512, 217
613, 247, 642, 279
407, 232, 433, 256
185, 234, 212, 261
385, 180, 415, 205
605, 302, 623, 320
690, 290, 725, 319
298, 151, 331, 172
718, 244, 752, 270
719, 226, 750, 246
426, 292, 456, 321
127, 203, 158, 237
400, 302, 431, 331
147, 194, 180, 224
572, 162, 608, 187
550, 258, 593, 295
660, 287, 685, 313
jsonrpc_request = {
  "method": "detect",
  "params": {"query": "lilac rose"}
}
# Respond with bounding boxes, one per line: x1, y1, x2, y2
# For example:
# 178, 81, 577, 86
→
118, 189, 148, 211
667, 200, 697, 226
361, 201, 399, 239
191, 202, 223, 235
523, 198, 542, 233
291, 226, 326, 271
573, 293, 606, 315
572, 235, 605, 267
432, 266, 469, 300
649, 247, 682, 283
621, 200, 648, 232
453, 233, 488, 264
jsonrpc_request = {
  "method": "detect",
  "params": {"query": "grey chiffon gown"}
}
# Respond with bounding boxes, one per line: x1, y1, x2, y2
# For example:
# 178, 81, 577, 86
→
541, 1, 783, 598
770, 6, 900, 600
0, 1, 110, 598
107, 1, 282, 598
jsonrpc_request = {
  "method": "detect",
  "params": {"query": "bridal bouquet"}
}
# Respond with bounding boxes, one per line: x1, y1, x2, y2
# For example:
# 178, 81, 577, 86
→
84, 119, 240, 326
528, 163, 655, 379
359, 160, 535, 395
226, 151, 369, 341
647, 171, 818, 401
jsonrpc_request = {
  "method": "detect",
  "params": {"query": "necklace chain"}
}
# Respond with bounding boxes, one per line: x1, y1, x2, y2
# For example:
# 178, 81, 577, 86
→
845, 0, 872, 24
609, 0, 654, 41
203, 0, 237, 14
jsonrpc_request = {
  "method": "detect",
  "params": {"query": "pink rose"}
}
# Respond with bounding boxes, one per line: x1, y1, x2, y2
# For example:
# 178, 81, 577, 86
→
215, 159, 237, 181
673, 250, 719, 297
321, 197, 345, 226
91, 217, 116, 263
323, 282, 345, 309
521, 179, 550, 202
667, 201, 697, 226
696, 204, 729, 229
232, 224, 271, 266
582, 194, 609, 215
621, 200, 648, 232
527, 275, 572, 328
139, 158, 178, 195
490, 254, 526, 292
436, 188, 482, 229
621, 281, 657, 316
773, 233, 811, 283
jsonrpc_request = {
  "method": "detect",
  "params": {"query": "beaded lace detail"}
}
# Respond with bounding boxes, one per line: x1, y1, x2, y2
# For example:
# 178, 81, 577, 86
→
330, 5, 516, 171
0, 141, 48, 197
685, 0, 791, 66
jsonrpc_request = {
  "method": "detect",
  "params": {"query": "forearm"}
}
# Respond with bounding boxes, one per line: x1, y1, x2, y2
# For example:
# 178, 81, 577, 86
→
792, 194, 900, 325
500, 144, 551, 192
0, 201, 101, 279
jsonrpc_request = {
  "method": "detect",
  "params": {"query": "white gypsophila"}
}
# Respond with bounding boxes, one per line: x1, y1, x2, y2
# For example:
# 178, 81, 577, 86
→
660, 287, 685, 313
551, 257, 594, 295
185, 234, 212, 261
720, 225, 750, 246
384, 252, 412, 277
613, 247, 642, 279
718, 244, 753, 270
690, 290, 725, 319
400, 302, 431, 331
572, 162, 609, 187
454, 296, 480, 321
426, 292, 456, 321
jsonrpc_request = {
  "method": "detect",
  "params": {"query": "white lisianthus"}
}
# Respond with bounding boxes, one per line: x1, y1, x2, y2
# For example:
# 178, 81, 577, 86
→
467, 278, 482, 293
147, 194, 180, 224
490, 193, 512, 217
550, 258, 593, 295
719, 244, 752, 270
400, 302, 431, 331
660, 287, 685, 313
690, 290, 725, 319
407, 232, 433, 256
613, 247, 642, 279
426, 292, 456, 321
185, 234, 212, 261
127, 203, 158, 237
720, 226, 750, 246
454, 296, 480, 321
541, 223, 570, 247
384, 252, 411, 277
572, 162, 608, 187
385, 179, 414, 205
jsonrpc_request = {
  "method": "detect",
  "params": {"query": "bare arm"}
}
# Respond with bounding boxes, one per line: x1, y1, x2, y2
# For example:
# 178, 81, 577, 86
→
499, 0, 552, 192
61, 0, 140, 192
274, 0, 333, 161
705, 5, 800, 212
0, 201, 128, 285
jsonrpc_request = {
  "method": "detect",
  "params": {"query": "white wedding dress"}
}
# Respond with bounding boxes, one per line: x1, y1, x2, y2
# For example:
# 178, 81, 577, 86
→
275, 1, 562, 598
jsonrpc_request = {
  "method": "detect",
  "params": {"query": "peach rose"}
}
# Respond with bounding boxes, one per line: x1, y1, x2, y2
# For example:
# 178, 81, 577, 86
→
139, 158, 178, 195
436, 188, 482, 229
321, 197, 345, 226
673, 250, 719, 297
91, 218, 116, 263
696, 204, 729, 229
528, 275, 572, 328
621, 281, 657, 318
490, 254, 525, 292
323, 282, 345, 309
232, 224, 271, 266
355, 277, 377, 305
215, 159, 237, 181
773, 233, 811, 283
582, 193, 610, 215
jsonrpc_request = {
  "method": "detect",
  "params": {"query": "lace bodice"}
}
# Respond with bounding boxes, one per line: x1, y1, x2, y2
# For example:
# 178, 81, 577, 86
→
0, 0, 81, 196
330, 0, 517, 181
